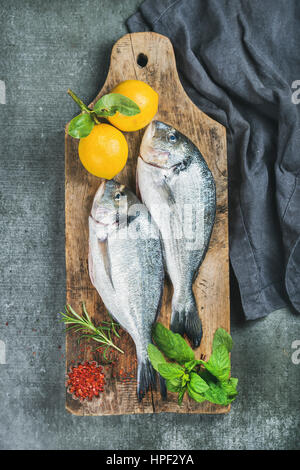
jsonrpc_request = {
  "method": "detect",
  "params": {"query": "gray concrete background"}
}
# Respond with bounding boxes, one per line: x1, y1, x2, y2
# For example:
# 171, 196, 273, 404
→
0, 0, 299, 450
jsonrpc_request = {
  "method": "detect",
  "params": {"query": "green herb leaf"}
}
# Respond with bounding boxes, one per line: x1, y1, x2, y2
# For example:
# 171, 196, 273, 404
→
147, 344, 167, 372
68, 113, 94, 139
203, 381, 229, 405
59, 304, 124, 358
157, 363, 184, 380
189, 372, 209, 394
184, 359, 201, 372
213, 328, 233, 352
187, 383, 206, 403
152, 323, 195, 364
220, 377, 238, 397
229, 377, 238, 388
166, 377, 182, 393
149, 322, 238, 407
93, 93, 141, 117
200, 345, 230, 382
181, 373, 190, 387
178, 387, 186, 406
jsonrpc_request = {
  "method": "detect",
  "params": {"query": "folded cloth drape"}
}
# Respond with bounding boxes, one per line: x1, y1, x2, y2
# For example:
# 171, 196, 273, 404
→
127, 0, 300, 320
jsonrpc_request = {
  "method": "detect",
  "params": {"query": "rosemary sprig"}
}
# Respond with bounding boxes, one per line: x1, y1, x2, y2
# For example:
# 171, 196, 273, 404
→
59, 303, 124, 358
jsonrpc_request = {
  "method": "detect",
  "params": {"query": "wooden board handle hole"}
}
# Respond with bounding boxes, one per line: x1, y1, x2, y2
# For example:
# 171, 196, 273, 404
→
137, 53, 148, 68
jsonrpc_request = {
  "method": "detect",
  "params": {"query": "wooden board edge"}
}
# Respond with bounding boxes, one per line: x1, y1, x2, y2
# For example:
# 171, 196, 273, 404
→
65, 404, 231, 416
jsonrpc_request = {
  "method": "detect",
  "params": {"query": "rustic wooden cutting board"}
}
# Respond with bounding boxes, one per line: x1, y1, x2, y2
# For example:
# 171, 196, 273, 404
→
65, 32, 229, 415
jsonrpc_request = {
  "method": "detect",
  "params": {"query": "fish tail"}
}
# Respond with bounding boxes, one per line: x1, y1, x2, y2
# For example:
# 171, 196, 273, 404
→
137, 357, 156, 402
184, 300, 203, 348
159, 375, 167, 400
171, 289, 202, 349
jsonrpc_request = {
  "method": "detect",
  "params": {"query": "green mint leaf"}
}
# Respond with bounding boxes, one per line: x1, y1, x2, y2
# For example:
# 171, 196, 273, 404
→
187, 383, 206, 403
189, 372, 209, 394
229, 377, 238, 388
178, 387, 186, 406
221, 377, 238, 397
166, 377, 182, 393
213, 328, 233, 352
68, 113, 94, 139
181, 373, 190, 387
157, 363, 184, 380
200, 345, 230, 382
152, 323, 195, 364
147, 344, 167, 373
93, 93, 141, 117
184, 359, 201, 372
209, 345, 231, 380
203, 381, 229, 405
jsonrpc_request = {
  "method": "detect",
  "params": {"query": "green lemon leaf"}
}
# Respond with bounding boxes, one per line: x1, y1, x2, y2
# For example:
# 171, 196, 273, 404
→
189, 372, 209, 394
187, 383, 206, 403
68, 113, 94, 138
93, 93, 141, 117
166, 378, 182, 393
213, 328, 233, 352
152, 323, 195, 364
157, 363, 184, 380
178, 387, 186, 406
148, 344, 167, 373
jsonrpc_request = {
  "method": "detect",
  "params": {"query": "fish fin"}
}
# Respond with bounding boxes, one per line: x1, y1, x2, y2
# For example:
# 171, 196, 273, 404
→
184, 304, 203, 349
98, 238, 114, 289
159, 178, 176, 205
171, 290, 202, 349
137, 358, 156, 402
136, 167, 141, 200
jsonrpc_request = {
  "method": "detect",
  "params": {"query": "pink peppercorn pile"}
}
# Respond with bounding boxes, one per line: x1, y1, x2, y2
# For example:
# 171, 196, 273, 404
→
67, 361, 105, 401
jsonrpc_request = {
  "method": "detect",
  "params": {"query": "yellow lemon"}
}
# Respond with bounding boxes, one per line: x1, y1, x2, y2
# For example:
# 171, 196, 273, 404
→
78, 123, 128, 179
108, 80, 158, 132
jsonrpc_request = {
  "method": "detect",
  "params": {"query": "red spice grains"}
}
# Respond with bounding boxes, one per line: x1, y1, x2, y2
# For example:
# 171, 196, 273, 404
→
66, 361, 105, 401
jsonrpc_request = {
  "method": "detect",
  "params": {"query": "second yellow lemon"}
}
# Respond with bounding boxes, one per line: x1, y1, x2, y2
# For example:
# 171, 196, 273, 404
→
108, 80, 158, 132
78, 123, 128, 179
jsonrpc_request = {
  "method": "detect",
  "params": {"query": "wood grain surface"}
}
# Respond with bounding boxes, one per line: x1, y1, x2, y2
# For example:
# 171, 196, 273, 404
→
65, 32, 229, 415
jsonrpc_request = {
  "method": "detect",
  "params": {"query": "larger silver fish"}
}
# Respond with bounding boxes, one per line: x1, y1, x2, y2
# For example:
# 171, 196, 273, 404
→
88, 180, 164, 400
137, 121, 216, 348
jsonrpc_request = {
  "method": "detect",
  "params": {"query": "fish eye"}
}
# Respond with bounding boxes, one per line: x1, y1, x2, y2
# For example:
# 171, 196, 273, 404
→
168, 133, 177, 143
114, 191, 124, 201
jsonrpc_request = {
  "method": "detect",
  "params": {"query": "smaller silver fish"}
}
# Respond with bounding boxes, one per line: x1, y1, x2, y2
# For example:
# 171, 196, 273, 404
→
89, 180, 165, 401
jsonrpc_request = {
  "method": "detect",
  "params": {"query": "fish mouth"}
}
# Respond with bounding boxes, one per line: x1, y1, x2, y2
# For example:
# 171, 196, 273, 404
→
140, 121, 170, 168
138, 154, 167, 169
139, 154, 184, 173
91, 180, 106, 219
90, 180, 119, 227
90, 210, 116, 227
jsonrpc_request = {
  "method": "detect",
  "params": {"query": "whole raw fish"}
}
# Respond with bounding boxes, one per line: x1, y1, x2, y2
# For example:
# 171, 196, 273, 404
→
88, 180, 164, 400
137, 121, 216, 348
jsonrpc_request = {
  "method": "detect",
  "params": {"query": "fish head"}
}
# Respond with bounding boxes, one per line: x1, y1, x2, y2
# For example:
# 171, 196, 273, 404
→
91, 180, 132, 229
140, 120, 195, 171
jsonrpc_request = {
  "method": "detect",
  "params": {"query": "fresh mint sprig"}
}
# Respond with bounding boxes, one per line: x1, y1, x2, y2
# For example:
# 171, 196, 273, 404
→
67, 89, 141, 139
148, 324, 238, 407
